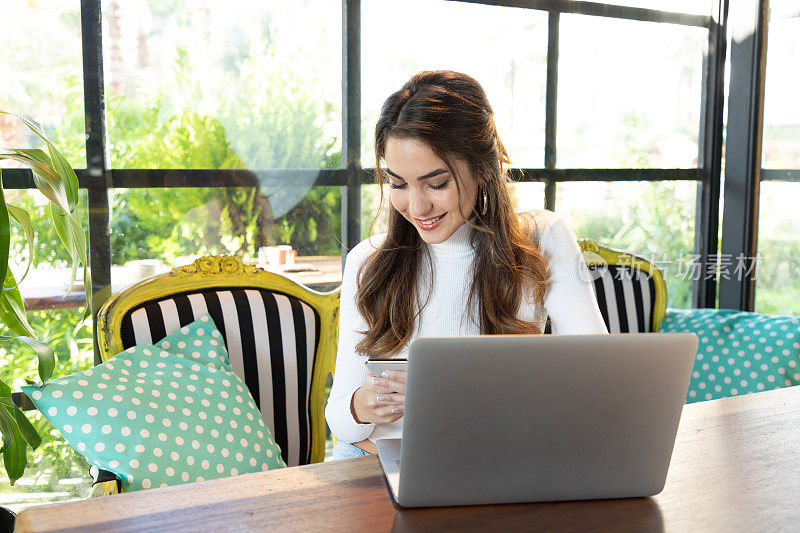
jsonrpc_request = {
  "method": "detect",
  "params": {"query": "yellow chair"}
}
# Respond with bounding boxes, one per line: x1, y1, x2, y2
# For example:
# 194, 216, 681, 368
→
91, 255, 339, 495
578, 239, 667, 333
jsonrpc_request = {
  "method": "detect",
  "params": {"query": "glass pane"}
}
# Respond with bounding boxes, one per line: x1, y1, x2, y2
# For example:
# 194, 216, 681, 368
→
103, 0, 341, 170
361, 0, 548, 168
110, 186, 342, 292
556, 181, 698, 308
0, 1, 85, 168
591, 1, 711, 15
361, 185, 390, 241
0, 309, 93, 512
511, 181, 546, 213
1, 188, 93, 510
0, 307, 94, 512
755, 182, 800, 315
558, 16, 706, 168
762, 9, 800, 168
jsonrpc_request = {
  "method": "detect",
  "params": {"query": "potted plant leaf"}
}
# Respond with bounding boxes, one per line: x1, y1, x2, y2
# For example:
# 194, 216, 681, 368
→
0, 111, 92, 485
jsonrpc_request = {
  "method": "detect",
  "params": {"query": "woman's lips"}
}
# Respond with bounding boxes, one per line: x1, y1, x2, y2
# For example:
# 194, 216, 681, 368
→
415, 214, 445, 230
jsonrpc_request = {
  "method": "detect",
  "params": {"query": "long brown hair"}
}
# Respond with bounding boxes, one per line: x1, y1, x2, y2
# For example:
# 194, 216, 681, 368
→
356, 70, 549, 358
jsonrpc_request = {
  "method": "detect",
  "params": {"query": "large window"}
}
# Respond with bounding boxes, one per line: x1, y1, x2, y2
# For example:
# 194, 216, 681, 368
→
101, 1, 344, 296
360, 2, 711, 315
3, 0, 782, 508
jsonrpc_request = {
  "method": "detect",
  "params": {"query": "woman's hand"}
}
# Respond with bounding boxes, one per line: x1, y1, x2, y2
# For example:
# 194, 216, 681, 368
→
351, 370, 407, 425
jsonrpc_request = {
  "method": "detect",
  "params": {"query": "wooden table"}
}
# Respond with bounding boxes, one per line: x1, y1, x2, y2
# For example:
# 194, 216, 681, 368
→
15, 386, 800, 532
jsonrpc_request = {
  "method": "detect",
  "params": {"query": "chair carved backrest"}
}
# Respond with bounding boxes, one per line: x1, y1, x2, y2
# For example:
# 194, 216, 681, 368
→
97, 256, 339, 467
578, 239, 667, 333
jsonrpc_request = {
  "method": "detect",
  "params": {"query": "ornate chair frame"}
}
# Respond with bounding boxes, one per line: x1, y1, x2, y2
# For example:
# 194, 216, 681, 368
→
579, 239, 667, 332
96, 256, 339, 466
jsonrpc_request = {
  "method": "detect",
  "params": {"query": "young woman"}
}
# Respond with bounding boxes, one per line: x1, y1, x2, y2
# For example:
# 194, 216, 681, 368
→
325, 71, 607, 460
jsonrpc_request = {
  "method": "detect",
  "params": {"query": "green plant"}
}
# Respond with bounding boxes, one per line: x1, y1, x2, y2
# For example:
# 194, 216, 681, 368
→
0, 112, 91, 484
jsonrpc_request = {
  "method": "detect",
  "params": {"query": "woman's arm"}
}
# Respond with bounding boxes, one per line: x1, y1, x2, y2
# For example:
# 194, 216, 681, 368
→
324, 236, 405, 444
536, 211, 608, 335
324, 241, 377, 444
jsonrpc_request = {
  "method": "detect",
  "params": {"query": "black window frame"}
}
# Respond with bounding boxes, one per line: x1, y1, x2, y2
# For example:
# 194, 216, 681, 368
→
2, 0, 779, 364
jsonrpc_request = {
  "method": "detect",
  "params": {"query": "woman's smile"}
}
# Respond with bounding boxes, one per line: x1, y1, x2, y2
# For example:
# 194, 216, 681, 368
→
414, 214, 446, 230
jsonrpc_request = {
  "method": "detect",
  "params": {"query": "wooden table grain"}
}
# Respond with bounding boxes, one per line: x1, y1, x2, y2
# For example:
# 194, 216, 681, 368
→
15, 386, 800, 532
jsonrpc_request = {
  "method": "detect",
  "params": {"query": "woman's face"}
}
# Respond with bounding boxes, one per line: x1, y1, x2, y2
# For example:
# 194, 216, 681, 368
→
384, 137, 478, 244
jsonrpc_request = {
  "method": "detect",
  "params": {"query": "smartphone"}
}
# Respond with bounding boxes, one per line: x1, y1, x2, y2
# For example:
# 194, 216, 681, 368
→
365, 358, 408, 376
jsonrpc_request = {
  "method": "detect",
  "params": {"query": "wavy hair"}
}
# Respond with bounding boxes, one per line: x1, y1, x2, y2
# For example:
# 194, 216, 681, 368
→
356, 71, 549, 358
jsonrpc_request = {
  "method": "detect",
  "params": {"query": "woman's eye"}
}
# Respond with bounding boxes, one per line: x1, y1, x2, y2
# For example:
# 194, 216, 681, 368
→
389, 182, 407, 190
429, 180, 450, 190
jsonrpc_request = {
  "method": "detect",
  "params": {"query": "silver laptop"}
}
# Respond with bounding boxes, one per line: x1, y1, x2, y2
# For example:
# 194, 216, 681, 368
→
375, 333, 698, 508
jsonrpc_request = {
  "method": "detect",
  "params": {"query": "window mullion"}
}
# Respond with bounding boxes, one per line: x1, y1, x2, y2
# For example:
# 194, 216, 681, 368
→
80, 0, 112, 365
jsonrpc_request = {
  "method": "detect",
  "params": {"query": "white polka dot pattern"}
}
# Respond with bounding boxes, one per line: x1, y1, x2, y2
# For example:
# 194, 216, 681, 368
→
119, 289, 321, 467
23, 315, 286, 492
659, 309, 800, 403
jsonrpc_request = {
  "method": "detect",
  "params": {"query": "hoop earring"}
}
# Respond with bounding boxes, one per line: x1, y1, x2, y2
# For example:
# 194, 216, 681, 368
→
480, 187, 488, 216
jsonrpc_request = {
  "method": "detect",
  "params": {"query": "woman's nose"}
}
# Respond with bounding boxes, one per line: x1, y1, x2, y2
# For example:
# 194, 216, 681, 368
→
409, 188, 431, 216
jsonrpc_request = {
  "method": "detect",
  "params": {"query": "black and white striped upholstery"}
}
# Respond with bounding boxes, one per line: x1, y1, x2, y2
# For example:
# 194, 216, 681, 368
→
543, 264, 656, 335
118, 287, 321, 467
587, 264, 656, 333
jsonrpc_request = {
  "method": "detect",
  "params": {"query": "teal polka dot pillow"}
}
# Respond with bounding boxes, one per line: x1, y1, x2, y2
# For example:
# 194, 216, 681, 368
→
23, 314, 286, 491
659, 308, 800, 403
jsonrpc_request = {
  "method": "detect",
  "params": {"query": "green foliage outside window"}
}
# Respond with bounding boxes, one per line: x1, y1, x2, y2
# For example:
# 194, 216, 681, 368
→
37, 41, 344, 266
0, 309, 92, 502
105, 44, 342, 262
569, 182, 695, 309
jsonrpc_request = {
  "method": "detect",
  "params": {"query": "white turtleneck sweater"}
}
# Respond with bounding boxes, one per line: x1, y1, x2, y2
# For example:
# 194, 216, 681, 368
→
325, 209, 608, 444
